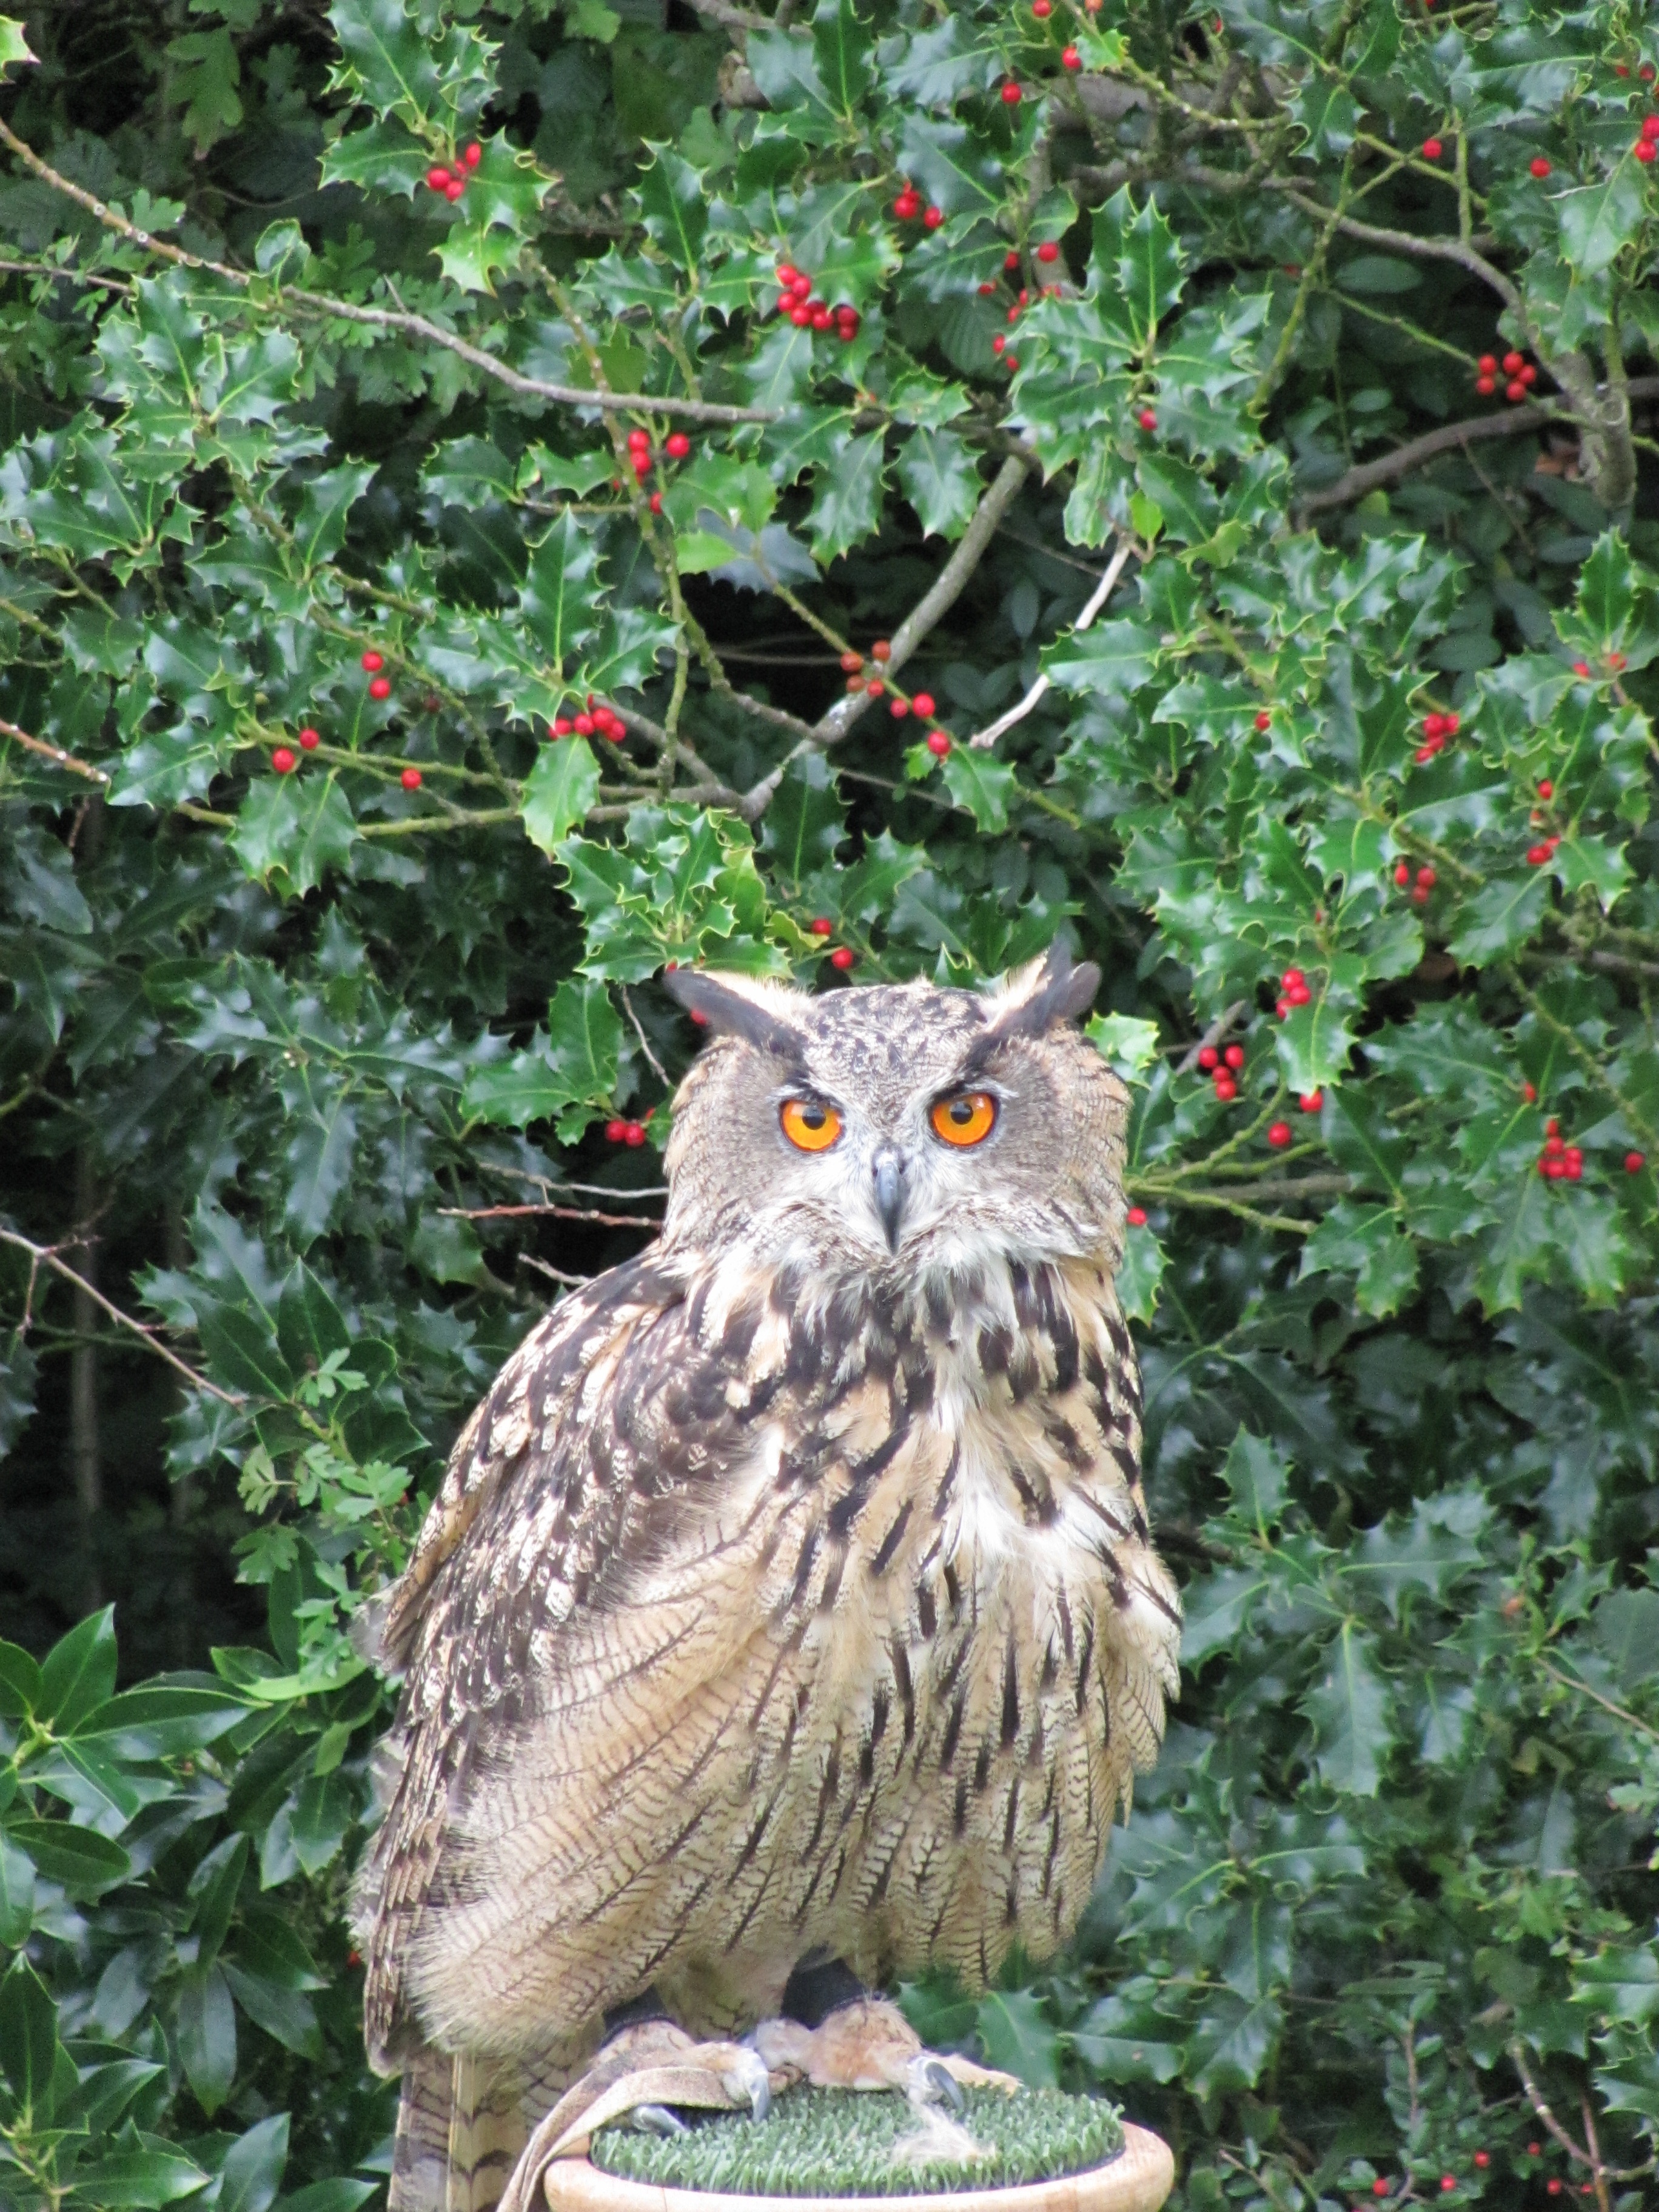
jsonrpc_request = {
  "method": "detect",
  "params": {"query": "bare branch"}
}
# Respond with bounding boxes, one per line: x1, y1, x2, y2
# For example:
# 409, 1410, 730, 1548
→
0, 1227, 244, 1404
1298, 378, 1659, 518
0, 117, 783, 430
1175, 1000, 1252, 1074
516, 1253, 594, 1290
437, 1202, 663, 1228
0, 716, 110, 785
967, 533, 1138, 749
620, 987, 671, 1088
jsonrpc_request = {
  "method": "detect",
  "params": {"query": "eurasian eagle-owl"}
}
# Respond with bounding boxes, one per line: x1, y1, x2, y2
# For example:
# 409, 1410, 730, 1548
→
354, 947, 1182, 2211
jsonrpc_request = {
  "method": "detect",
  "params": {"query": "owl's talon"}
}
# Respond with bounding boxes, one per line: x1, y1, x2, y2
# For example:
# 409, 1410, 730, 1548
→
631, 2104, 691, 2137
908, 2055, 966, 2111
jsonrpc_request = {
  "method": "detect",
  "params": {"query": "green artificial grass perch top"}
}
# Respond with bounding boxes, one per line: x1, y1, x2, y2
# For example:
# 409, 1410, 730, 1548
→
591, 2085, 1125, 2197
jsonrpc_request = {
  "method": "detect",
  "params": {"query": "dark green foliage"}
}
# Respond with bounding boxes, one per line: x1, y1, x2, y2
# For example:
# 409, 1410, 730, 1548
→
590, 2085, 1125, 2195
0, 0, 1657, 2207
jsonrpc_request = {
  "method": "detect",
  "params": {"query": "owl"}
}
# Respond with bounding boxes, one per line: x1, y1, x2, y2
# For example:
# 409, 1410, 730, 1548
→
352, 946, 1182, 2212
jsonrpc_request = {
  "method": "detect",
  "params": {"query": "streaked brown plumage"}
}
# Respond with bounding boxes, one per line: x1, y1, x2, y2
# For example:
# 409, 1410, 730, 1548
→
353, 949, 1181, 2210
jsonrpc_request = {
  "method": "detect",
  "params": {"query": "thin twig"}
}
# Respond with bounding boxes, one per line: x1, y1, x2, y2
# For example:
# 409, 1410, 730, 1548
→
1297, 379, 1659, 518
516, 1253, 594, 1290
620, 987, 671, 1088
0, 717, 110, 784
0, 1228, 244, 1404
968, 534, 1138, 749
437, 1202, 663, 1228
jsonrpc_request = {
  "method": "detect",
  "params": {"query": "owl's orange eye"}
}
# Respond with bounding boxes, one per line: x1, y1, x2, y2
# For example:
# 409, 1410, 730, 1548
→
931, 1091, 997, 1147
780, 1098, 843, 1152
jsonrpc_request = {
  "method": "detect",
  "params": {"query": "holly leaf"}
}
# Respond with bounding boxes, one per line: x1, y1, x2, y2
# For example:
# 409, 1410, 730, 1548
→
520, 737, 601, 854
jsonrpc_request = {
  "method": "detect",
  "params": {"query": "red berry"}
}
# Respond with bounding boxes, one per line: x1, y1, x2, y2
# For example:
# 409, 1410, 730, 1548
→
1008, 304, 1022, 323
1573, 660, 1591, 677
1472, 2154, 1489, 2171
1519, 364, 1538, 386
1372, 2180, 1389, 2196
993, 334, 1007, 354
1005, 250, 1021, 270
1416, 866, 1436, 888
1476, 375, 1497, 397
1415, 746, 1435, 764
605, 1119, 627, 1143
1410, 884, 1429, 903
1527, 844, 1550, 865
298, 726, 320, 751
776, 262, 799, 284
811, 307, 833, 330
1125, 1205, 1147, 1227
1001, 81, 1022, 102
1197, 1047, 1219, 1070
912, 692, 936, 719
789, 272, 812, 295
1439, 2181, 1455, 2196
1522, 1081, 1537, 1101
369, 675, 392, 699
890, 699, 909, 718
1444, 712, 1460, 733
1394, 862, 1411, 885
1637, 139, 1658, 162
401, 766, 421, 789
1423, 713, 1446, 739
463, 142, 481, 167
272, 746, 297, 774
552, 717, 574, 736
1276, 997, 1292, 1017
865, 679, 883, 696
1422, 136, 1443, 158
665, 431, 691, 458
926, 730, 951, 757
1530, 156, 1552, 176
1036, 241, 1060, 265
1300, 1090, 1322, 1111
1061, 45, 1081, 68
1224, 1044, 1245, 1070
1609, 651, 1626, 669
427, 166, 452, 191
1502, 350, 1524, 374
1282, 968, 1304, 987
1138, 408, 1157, 431
1546, 2180, 1562, 2196
361, 650, 384, 671
923, 205, 945, 229
840, 651, 863, 673
1477, 354, 1497, 373
808, 916, 833, 936
574, 712, 595, 734
979, 281, 996, 295
790, 305, 811, 326
624, 1122, 646, 1147
444, 179, 464, 201
830, 947, 855, 970
1255, 710, 1271, 731
1267, 1121, 1292, 1148
1213, 1075, 1237, 1101
1537, 777, 1553, 797
1503, 379, 1523, 401
1614, 63, 1630, 76
1033, 0, 1052, 12
871, 640, 891, 662
1644, 65, 1658, 81
894, 192, 920, 219
1627, 1151, 1646, 1172
1527, 2145, 1541, 2158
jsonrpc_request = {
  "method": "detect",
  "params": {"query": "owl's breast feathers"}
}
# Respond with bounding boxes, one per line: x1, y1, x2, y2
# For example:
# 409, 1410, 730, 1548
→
356, 1243, 1181, 2070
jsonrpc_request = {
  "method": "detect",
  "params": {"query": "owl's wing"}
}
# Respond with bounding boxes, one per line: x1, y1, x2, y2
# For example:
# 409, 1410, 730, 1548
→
357, 1245, 742, 2068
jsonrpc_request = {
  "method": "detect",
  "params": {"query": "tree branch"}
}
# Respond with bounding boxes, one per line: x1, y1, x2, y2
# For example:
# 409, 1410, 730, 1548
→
0, 1227, 245, 1404
0, 716, 110, 784
436, 1202, 663, 1228
1297, 379, 1659, 518
967, 532, 1138, 749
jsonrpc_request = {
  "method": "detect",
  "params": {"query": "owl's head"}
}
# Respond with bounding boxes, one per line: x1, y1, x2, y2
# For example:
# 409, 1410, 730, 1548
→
659, 946, 1130, 1277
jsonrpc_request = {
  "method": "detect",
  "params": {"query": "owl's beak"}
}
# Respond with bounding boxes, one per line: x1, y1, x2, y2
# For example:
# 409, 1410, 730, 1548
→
871, 1145, 907, 1252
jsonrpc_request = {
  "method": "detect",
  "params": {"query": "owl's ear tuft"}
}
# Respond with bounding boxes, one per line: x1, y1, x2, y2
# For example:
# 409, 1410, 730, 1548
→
984, 943, 1101, 1041
662, 967, 808, 1059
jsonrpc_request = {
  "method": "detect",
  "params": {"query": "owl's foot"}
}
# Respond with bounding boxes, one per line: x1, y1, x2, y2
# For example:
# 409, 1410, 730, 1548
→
752, 1996, 1023, 2110
497, 2021, 773, 2212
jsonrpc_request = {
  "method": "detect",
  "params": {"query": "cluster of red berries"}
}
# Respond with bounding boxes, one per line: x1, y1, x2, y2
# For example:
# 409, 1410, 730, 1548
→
1474, 350, 1536, 403
1196, 1041, 1245, 1101
424, 143, 481, 201
362, 648, 393, 700
1526, 830, 1561, 865
1275, 965, 1313, 1019
1636, 113, 1659, 161
1416, 708, 1460, 762
1393, 860, 1437, 904
891, 183, 945, 229
1571, 651, 1626, 679
803, 917, 857, 968
551, 697, 626, 742
604, 1117, 649, 1146
775, 263, 861, 341
1537, 1120, 1584, 1181
840, 641, 953, 753
623, 426, 692, 488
